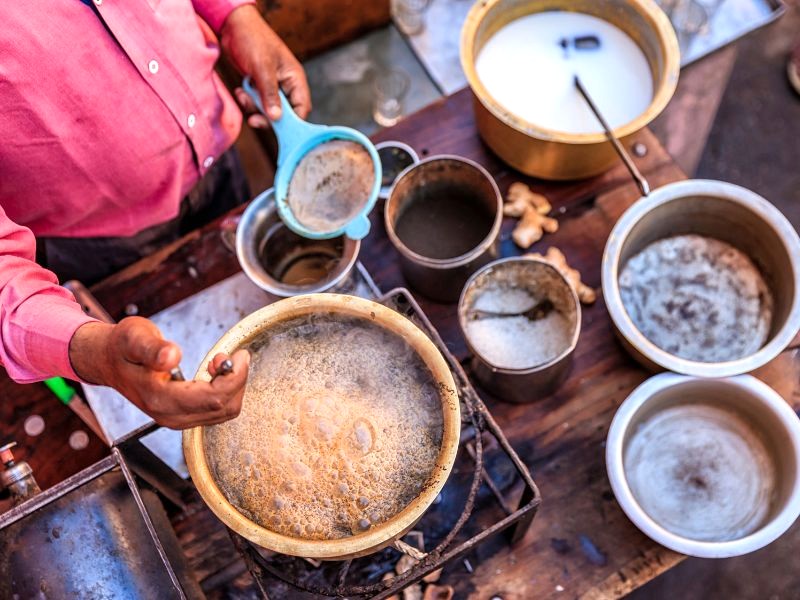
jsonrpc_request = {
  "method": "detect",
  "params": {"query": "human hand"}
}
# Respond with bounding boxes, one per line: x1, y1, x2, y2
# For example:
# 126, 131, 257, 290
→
221, 4, 312, 128
69, 318, 250, 429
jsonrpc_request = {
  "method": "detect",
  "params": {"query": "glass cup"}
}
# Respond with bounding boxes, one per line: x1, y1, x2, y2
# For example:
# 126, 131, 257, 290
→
392, 0, 431, 36
373, 69, 411, 128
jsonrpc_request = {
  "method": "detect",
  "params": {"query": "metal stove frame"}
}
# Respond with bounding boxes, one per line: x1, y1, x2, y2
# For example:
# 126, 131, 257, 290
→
230, 287, 541, 599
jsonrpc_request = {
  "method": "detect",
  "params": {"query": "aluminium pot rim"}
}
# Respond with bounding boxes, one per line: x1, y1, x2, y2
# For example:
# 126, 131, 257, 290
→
182, 293, 461, 560
601, 179, 800, 378
459, 0, 681, 145
457, 256, 582, 375
236, 188, 361, 297
606, 372, 800, 558
384, 154, 503, 270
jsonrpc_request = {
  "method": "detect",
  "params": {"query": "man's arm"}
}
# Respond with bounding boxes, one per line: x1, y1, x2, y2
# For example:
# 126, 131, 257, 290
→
0, 205, 96, 383
0, 205, 249, 429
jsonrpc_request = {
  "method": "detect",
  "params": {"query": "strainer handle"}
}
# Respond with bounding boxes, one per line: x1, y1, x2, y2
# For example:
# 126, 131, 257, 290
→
242, 77, 313, 167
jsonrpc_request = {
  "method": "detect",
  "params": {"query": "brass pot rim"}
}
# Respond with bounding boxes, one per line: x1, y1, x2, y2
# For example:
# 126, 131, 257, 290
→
459, 0, 681, 145
183, 294, 461, 559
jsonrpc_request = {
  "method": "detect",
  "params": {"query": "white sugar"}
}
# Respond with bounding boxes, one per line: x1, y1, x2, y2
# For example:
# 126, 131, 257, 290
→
465, 287, 574, 370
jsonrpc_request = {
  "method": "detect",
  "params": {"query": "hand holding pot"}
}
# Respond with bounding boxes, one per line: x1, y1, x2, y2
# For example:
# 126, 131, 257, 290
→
69, 317, 249, 429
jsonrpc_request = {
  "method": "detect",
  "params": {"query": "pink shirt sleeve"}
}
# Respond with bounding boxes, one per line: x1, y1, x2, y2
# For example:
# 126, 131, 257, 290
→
0, 205, 97, 384
192, 0, 256, 34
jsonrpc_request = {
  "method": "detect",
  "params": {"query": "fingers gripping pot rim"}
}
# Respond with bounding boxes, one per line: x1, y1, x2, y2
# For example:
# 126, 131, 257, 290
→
182, 294, 461, 559
243, 77, 382, 241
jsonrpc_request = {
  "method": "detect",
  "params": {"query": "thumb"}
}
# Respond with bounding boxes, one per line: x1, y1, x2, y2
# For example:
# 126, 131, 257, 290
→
117, 317, 182, 371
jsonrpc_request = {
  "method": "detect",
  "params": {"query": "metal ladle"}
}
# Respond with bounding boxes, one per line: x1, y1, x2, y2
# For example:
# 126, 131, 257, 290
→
574, 75, 651, 197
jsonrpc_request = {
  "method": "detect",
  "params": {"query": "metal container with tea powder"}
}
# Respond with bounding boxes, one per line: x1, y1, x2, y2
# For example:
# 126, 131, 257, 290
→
385, 156, 503, 302
460, 0, 679, 180
459, 257, 581, 402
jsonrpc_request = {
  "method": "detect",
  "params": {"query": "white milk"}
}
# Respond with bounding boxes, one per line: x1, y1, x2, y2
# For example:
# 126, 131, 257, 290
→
475, 12, 654, 134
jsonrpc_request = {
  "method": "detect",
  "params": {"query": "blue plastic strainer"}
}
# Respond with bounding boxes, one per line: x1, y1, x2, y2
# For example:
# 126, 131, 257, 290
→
243, 77, 381, 240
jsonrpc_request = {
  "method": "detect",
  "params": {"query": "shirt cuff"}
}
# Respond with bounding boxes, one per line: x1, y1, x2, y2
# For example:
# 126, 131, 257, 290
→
22, 300, 98, 383
193, 0, 256, 35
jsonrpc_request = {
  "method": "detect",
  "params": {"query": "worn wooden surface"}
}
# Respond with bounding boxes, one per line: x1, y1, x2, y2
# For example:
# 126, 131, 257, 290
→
1, 86, 798, 597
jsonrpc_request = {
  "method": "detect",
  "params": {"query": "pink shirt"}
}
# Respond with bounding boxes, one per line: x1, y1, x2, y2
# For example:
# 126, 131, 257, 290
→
0, 0, 253, 383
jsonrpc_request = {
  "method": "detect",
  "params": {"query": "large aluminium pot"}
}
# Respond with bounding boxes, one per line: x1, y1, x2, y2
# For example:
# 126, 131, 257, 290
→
460, 0, 680, 180
183, 294, 461, 560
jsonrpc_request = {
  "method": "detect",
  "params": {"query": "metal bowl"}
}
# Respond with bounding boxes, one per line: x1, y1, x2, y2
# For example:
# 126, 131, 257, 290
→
183, 294, 461, 560
458, 257, 581, 402
607, 373, 800, 558
236, 188, 360, 297
460, 0, 680, 180
602, 179, 800, 377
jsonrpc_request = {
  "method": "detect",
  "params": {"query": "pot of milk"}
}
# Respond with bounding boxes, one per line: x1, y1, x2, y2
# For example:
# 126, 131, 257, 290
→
183, 294, 461, 559
460, 0, 680, 180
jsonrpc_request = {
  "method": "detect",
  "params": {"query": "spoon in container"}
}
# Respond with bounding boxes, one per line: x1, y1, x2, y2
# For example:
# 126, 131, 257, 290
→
468, 298, 555, 321
574, 75, 651, 197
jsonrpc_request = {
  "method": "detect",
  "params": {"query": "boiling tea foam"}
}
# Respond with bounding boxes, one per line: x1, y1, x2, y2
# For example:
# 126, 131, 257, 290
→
204, 315, 444, 540
475, 12, 653, 134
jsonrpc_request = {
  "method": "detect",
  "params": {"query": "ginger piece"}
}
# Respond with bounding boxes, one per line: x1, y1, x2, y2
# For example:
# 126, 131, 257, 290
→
526, 246, 597, 304
505, 182, 552, 217
512, 205, 559, 249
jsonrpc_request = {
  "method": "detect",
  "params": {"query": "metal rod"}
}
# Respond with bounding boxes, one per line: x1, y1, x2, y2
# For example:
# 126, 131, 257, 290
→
573, 75, 651, 197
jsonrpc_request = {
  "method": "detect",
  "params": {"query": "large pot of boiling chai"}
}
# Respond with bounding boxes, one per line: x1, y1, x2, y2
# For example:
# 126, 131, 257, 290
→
460, 0, 680, 180
183, 294, 461, 559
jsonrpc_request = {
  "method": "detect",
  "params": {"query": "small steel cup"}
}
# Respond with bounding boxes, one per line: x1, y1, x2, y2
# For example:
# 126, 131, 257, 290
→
385, 155, 503, 302
458, 257, 581, 403
235, 188, 360, 297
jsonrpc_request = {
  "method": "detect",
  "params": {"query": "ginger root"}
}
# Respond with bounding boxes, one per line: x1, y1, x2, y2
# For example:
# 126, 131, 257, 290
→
505, 182, 558, 249
504, 182, 552, 217
512, 207, 559, 248
526, 246, 597, 304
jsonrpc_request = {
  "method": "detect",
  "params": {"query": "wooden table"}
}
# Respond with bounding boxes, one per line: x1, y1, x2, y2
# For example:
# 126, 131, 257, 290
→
2, 87, 798, 599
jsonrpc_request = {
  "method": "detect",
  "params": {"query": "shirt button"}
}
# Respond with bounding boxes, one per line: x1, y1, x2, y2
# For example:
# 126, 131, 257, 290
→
203, 156, 214, 169
148, 60, 159, 74
93, 0, 102, 5
187, 114, 197, 128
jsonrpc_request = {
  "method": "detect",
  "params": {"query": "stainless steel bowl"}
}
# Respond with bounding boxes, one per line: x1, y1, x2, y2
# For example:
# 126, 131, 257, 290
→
458, 257, 580, 402
607, 373, 800, 558
602, 179, 800, 377
236, 188, 360, 297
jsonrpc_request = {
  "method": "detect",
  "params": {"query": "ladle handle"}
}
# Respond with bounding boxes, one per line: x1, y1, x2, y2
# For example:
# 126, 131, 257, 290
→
242, 76, 313, 167
573, 76, 651, 197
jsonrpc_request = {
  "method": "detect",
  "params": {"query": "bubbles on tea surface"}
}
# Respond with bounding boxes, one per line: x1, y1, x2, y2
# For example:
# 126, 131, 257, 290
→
203, 315, 445, 541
